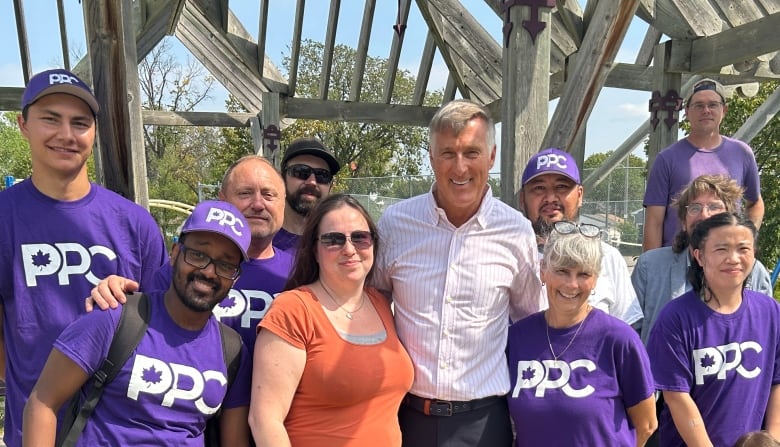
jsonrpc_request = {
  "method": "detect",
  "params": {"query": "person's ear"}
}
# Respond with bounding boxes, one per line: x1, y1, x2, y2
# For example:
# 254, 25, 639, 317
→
693, 248, 703, 267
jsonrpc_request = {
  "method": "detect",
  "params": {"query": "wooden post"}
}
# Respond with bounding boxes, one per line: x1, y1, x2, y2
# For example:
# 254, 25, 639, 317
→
501, 0, 554, 209
646, 41, 682, 170
261, 91, 282, 167
83, 0, 150, 207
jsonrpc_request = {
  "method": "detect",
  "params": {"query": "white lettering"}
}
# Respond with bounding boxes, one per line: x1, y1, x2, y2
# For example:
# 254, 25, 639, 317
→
21, 242, 116, 286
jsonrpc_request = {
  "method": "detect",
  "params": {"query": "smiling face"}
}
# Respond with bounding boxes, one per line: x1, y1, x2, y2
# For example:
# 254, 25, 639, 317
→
429, 117, 495, 226
219, 158, 285, 243
315, 205, 374, 287
520, 174, 583, 236
18, 93, 95, 179
170, 232, 242, 312
693, 224, 755, 294
686, 89, 727, 135
541, 261, 597, 320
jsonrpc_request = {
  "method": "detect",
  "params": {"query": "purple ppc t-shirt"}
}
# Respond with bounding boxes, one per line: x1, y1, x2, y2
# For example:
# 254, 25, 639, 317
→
151, 248, 293, 354
643, 136, 761, 246
54, 290, 251, 446
0, 179, 168, 447
507, 309, 654, 447
272, 227, 300, 255
647, 290, 780, 447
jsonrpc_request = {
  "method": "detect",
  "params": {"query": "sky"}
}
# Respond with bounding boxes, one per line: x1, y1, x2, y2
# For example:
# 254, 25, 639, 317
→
0, 0, 654, 165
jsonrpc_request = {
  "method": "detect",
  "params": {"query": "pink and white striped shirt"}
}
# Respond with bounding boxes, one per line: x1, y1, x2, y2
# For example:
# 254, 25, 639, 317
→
374, 186, 542, 401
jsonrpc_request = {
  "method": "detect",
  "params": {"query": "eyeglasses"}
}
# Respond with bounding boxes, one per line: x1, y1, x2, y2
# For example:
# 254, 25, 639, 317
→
685, 202, 726, 216
689, 101, 723, 112
318, 231, 375, 250
553, 221, 601, 238
179, 245, 241, 280
286, 164, 333, 184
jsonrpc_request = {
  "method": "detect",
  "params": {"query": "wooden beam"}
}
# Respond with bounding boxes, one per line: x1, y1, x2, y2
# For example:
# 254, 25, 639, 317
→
635, 26, 662, 65
733, 85, 780, 143
225, 8, 288, 87
83, 0, 150, 205
319, 0, 341, 100
257, 0, 269, 77
646, 41, 683, 170
288, 0, 306, 97
542, 0, 640, 151
382, 0, 410, 103
135, 0, 185, 61
13, 0, 31, 83
682, 14, 780, 73
57, 0, 71, 70
283, 97, 436, 126
261, 91, 282, 165
413, 33, 436, 106
349, 0, 376, 102
142, 110, 254, 126
191, 0, 228, 31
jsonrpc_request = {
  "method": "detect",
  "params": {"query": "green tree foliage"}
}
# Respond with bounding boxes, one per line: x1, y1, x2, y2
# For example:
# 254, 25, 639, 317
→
0, 112, 31, 180
280, 39, 442, 182
716, 81, 779, 282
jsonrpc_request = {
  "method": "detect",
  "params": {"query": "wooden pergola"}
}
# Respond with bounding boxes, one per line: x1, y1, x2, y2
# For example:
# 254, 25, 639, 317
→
2, 0, 779, 209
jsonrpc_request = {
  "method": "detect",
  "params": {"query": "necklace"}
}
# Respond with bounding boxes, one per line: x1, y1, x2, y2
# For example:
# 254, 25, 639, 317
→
545, 307, 590, 361
319, 280, 366, 320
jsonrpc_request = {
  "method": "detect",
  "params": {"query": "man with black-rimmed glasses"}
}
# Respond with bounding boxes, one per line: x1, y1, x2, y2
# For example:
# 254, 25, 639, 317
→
642, 78, 764, 251
274, 137, 341, 253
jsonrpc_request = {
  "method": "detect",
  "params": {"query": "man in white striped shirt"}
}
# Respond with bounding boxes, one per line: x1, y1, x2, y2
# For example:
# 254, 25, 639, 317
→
374, 99, 542, 447
519, 148, 643, 328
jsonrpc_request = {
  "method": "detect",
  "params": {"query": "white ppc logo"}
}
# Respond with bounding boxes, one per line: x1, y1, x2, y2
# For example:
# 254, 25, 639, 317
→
22, 242, 116, 286
48, 73, 81, 86
536, 153, 569, 171
205, 207, 245, 237
127, 354, 227, 415
692, 341, 762, 385
511, 359, 596, 398
212, 288, 277, 328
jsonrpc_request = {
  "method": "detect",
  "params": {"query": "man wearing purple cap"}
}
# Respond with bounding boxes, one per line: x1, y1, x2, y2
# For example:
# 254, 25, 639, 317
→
519, 148, 642, 326
274, 137, 341, 253
642, 78, 764, 251
24, 200, 252, 446
0, 68, 168, 446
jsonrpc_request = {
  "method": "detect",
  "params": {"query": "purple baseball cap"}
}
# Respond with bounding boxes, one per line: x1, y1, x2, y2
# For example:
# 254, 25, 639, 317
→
21, 68, 100, 115
521, 148, 581, 186
180, 200, 251, 261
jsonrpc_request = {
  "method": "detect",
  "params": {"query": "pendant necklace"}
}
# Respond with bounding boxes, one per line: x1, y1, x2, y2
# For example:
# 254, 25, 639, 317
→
545, 306, 590, 361
320, 280, 365, 320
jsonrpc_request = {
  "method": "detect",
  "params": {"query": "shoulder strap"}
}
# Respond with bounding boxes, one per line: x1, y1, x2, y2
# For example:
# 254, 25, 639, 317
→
218, 321, 242, 391
57, 292, 151, 447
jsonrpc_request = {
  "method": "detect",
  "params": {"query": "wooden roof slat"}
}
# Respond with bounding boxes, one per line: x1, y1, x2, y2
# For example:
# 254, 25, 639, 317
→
443, 74, 457, 103
257, 0, 269, 78
412, 32, 436, 106
134, 1, 185, 61
13, 0, 32, 83
288, 0, 306, 97
635, 26, 662, 65
225, 9, 287, 86
56, 0, 70, 70
349, 0, 376, 103
711, 0, 765, 27
382, 0, 411, 104
554, 0, 584, 47
667, 0, 723, 36
756, 0, 780, 14
319, 0, 341, 100
176, 1, 268, 111
284, 97, 437, 126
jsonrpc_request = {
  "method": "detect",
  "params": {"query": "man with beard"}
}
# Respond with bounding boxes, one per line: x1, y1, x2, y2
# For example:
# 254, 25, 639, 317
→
273, 137, 341, 253
90, 156, 293, 356
519, 148, 643, 326
23, 200, 253, 446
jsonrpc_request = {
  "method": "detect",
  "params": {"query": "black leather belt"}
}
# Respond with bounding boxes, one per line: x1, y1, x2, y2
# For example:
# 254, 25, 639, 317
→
402, 393, 503, 417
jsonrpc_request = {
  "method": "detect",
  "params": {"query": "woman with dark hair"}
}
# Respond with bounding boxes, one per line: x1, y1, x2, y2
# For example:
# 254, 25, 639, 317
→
249, 194, 413, 446
647, 213, 780, 447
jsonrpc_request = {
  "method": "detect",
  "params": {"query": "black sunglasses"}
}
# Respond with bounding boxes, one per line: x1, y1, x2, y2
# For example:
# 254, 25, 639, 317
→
318, 231, 375, 250
286, 164, 333, 184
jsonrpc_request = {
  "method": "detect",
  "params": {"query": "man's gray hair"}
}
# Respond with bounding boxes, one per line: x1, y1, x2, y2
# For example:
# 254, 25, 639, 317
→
428, 99, 495, 150
542, 231, 602, 276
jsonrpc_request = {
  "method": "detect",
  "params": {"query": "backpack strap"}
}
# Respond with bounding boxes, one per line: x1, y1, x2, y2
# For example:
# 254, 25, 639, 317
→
203, 321, 243, 447
56, 292, 150, 447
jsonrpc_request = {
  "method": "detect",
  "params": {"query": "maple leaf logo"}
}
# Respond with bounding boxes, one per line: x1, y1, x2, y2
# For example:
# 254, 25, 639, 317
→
521, 366, 535, 382
31, 249, 51, 270
700, 353, 716, 369
141, 366, 163, 385
218, 296, 236, 309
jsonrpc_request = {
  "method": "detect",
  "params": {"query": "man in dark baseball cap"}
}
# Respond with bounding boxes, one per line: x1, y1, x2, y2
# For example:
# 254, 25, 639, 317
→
274, 137, 341, 253
21, 68, 99, 116
519, 148, 642, 326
